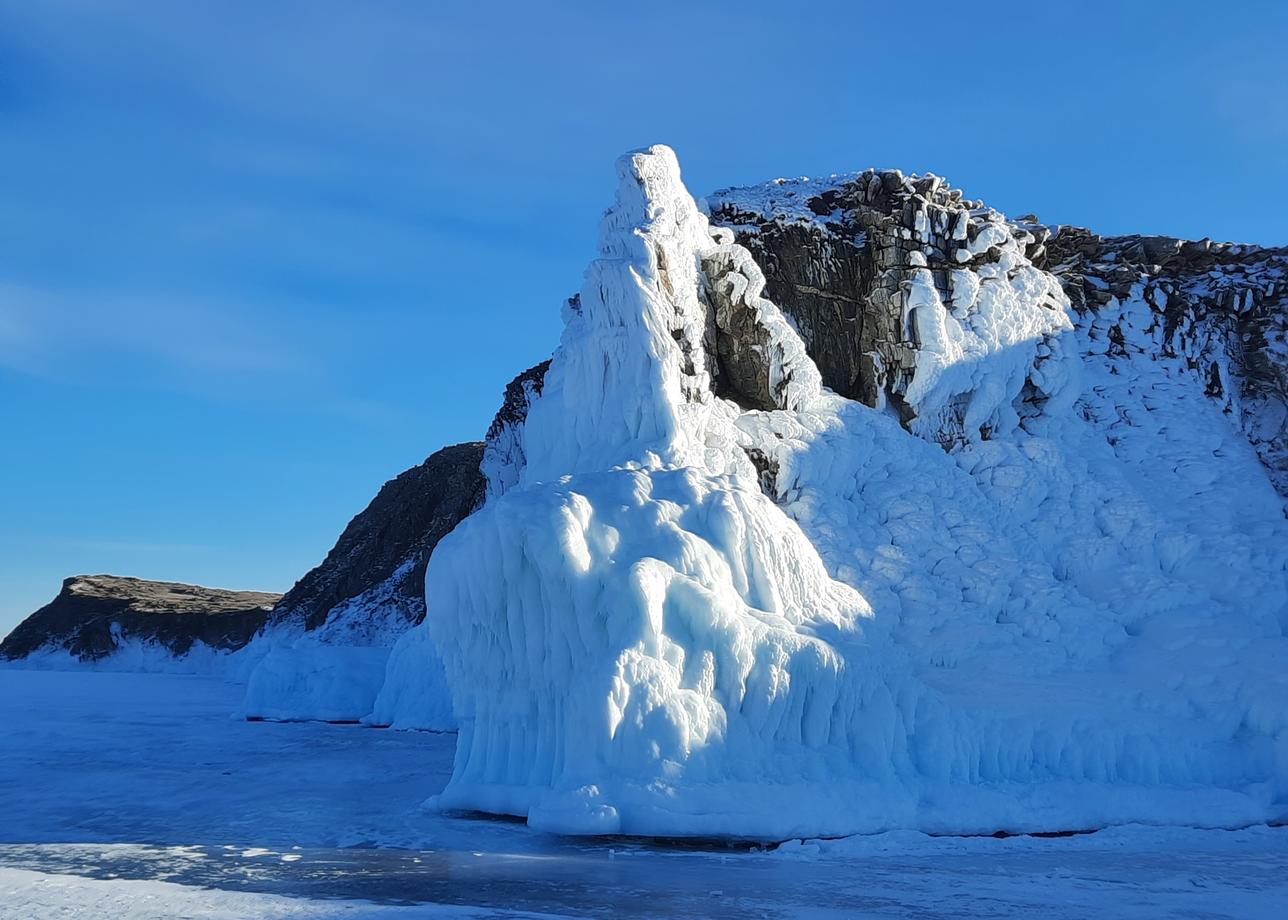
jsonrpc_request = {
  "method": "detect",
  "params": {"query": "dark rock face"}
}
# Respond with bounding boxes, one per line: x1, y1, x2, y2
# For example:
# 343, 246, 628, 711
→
708, 171, 1065, 426
0, 575, 280, 661
713, 219, 870, 404
268, 441, 486, 633
486, 360, 552, 446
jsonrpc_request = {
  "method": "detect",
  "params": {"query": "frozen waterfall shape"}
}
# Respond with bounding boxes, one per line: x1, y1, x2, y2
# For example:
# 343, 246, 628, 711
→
423, 146, 878, 836
405, 146, 1287, 840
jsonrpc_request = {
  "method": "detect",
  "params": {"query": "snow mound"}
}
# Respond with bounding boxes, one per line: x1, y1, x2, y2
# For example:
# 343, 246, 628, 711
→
241, 643, 389, 723
426, 466, 876, 835
387, 145, 1288, 839
368, 625, 455, 731
241, 559, 457, 728
3, 637, 267, 681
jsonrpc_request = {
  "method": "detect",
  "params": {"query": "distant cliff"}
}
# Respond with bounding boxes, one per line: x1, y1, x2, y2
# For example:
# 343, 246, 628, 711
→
0, 574, 279, 662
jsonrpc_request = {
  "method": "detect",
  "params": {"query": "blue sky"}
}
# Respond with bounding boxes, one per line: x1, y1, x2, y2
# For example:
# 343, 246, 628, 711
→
2, 0, 1285, 635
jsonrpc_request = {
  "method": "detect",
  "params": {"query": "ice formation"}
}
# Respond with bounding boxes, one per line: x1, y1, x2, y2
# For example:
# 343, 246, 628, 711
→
382, 145, 1288, 839
240, 561, 456, 728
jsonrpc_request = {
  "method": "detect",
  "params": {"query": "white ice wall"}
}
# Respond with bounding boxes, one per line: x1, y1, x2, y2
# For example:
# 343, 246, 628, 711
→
383, 145, 1288, 839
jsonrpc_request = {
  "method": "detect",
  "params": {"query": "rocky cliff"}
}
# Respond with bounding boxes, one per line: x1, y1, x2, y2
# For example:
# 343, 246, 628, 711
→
703, 171, 1288, 491
2, 444, 485, 670
262, 441, 486, 644
0, 575, 280, 662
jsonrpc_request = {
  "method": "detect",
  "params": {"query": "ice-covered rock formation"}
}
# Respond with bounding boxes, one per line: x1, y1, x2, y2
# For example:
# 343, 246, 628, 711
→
382, 145, 1288, 840
705, 173, 1288, 492
1040, 228, 1288, 495
705, 170, 1079, 445
14, 142, 1283, 842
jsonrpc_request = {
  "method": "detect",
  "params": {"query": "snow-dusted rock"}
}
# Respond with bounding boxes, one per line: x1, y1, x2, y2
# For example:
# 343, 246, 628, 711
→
1041, 226, 1288, 496
707, 169, 1078, 445
706, 175, 1288, 493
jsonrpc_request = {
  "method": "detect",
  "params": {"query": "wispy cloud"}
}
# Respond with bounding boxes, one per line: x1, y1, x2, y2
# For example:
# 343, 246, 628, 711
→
0, 280, 314, 386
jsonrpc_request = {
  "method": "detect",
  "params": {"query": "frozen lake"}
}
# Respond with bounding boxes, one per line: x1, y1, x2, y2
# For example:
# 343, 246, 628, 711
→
2, 668, 1286, 918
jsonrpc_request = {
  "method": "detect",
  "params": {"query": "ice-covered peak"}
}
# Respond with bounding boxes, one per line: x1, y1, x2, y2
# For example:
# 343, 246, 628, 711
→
489, 145, 821, 496
510, 145, 733, 490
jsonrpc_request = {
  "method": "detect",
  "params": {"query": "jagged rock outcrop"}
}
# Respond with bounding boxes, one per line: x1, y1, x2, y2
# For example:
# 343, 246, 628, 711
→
705, 172, 1288, 492
483, 168, 1082, 458
0, 575, 279, 662
1036, 228, 1288, 495
481, 360, 551, 500
707, 172, 1074, 446
264, 441, 486, 642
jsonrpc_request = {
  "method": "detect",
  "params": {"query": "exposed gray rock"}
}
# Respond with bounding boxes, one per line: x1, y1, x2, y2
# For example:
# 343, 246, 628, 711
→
0, 575, 279, 661
714, 218, 870, 403
707, 169, 1070, 431
703, 243, 811, 411
706, 172, 1288, 494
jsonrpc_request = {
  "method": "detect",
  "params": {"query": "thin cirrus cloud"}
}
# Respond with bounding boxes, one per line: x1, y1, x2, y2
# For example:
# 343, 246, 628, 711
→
0, 281, 314, 389
0, 279, 413, 428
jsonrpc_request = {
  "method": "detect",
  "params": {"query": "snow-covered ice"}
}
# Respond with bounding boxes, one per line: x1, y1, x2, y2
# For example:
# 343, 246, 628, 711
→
0, 867, 548, 920
242, 642, 393, 724
374, 145, 1288, 840
3, 668, 1287, 919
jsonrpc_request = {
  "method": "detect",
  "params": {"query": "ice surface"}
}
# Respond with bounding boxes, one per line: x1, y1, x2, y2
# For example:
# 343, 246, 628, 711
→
379, 145, 1288, 840
5, 669, 1287, 919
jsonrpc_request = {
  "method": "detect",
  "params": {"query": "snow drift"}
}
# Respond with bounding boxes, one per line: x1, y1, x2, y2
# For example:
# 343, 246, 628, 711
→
238, 443, 484, 727
379, 145, 1288, 839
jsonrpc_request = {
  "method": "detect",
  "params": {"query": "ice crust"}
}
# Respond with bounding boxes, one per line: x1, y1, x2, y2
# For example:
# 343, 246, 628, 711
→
384, 145, 1288, 839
